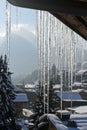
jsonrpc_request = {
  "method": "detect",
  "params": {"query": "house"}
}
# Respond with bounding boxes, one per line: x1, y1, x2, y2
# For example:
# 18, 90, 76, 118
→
76, 69, 87, 84
14, 93, 28, 117
55, 91, 87, 109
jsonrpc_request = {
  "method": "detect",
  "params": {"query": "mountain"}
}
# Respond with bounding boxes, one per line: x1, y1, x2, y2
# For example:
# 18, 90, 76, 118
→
21, 69, 38, 84
0, 26, 38, 82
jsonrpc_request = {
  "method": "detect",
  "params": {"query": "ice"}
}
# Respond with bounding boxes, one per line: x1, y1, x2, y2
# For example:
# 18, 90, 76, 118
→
6, 1, 11, 70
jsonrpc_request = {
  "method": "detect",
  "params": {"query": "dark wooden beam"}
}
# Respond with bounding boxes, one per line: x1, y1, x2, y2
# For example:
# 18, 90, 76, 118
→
51, 12, 87, 40
7, 0, 87, 16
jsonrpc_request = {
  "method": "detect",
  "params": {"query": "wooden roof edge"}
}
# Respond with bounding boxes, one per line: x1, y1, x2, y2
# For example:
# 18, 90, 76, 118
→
51, 12, 87, 40
7, 0, 87, 16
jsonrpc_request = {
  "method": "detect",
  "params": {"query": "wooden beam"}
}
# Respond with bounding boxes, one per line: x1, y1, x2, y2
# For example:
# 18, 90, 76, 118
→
7, 0, 87, 16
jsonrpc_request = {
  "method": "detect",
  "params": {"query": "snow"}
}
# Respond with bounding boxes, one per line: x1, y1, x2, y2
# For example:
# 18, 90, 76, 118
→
72, 82, 84, 87
56, 91, 82, 100
72, 106, 87, 114
22, 108, 34, 117
38, 114, 87, 130
14, 93, 28, 102
53, 84, 62, 89
16, 118, 29, 130
70, 114, 87, 129
56, 110, 70, 115
47, 114, 68, 130
39, 114, 47, 122
25, 84, 35, 88
83, 89, 87, 93
76, 70, 87, 75
25, 88, 36, 92
72, 89, 83, 92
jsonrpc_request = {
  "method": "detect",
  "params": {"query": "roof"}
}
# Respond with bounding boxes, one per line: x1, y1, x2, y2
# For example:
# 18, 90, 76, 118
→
53, 84, 62, 90
25, 84, 35, 89
72, 82, 84, 87
14, 93, 28, 102
76, 69, 87, 75
68, 105, 87, 114
56, 91, 82, 101
7, 0, 87, 40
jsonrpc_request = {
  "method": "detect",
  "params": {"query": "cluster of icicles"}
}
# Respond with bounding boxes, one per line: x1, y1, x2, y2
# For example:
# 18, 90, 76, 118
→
5, 1, 19, 70
36, 11, 86, 113
5, 1, 87, 114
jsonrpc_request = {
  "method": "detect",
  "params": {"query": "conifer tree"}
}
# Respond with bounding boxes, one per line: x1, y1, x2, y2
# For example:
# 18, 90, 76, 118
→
0, 55, 16, 130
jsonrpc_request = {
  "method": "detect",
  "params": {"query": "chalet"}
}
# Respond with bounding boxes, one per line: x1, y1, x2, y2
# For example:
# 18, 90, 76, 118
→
76, 70, 87, 84
55, 91, 87, 109
14, 93, 28, 117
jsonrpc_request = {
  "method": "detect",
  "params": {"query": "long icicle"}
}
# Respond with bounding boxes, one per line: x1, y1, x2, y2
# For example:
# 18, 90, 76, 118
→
60, 22, 63, 114
6, 1, 11, 72
43, 11, 46, 114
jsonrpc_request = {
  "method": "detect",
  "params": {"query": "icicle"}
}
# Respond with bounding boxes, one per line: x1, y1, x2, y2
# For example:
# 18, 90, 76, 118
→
70, 31, 74, 109
36, 10, 39, 81
43, 11, 46, 114
37, 8, 87, 115
47, 12, 51, 114
40, 11, 43, 91
60, 22, 63, 113
16, 7, 18, 28
81, 38, 84, 82
73, 33, 77, 82
67, 28, 71, 99
6, 1, 11, 72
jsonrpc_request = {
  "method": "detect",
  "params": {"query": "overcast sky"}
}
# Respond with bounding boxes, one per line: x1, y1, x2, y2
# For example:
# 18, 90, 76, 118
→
0, 0, 37, 78
0, 0, 36, 34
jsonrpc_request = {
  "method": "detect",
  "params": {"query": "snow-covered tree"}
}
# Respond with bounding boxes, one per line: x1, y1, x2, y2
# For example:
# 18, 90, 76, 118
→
0, 55, 16, 130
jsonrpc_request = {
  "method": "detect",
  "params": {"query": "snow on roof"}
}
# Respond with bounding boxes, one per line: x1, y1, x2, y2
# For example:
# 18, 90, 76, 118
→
70, 106, 87, 114
70, 114, 87, 129
72, 89, 83, 92
56, 110, 70, 115
83, 90, 87, 93
56, 91, 82, 100
47, 114, 68, 130
25, 84, 38, 89
14, 93, 28, 102
70, 113, 87, 120
25, 84, 35, 89
76, 69, 87, 75
39, 114, 87, 130
22, 108, 34, 117
53, 84, 62, 89
72, 82, 84, 87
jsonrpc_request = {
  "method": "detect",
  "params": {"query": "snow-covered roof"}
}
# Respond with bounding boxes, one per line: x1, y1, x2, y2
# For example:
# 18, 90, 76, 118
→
70, 114, 87, 129
76, 69, 87, 75
56, 91, 82, 100
68, 106, 87, 114
56, 110, 70, 115
47, 114, 68, 130
72, 82, 84, 87
39, 113, 87, 130
25, 84, 35, 89
22, 109, 34, 117
14, 93, 28, 102
53, 84, 62, 89
72, 89, 83, 92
